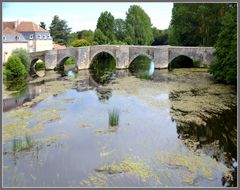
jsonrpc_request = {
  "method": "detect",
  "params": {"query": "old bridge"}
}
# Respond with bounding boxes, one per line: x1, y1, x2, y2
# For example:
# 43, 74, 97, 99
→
30, 45, 215, 70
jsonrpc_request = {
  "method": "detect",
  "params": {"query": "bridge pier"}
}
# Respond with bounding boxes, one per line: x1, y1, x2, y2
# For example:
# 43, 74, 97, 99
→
116, 46, 129, 69
45, 50, 57, 70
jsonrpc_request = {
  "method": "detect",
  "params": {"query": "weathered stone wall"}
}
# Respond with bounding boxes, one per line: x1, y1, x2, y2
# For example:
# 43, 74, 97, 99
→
30, 45, 215, 70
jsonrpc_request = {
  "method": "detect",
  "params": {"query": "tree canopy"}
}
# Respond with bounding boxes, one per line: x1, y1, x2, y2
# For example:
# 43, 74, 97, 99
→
49, 15, 72, 46
125, 5, 153, 45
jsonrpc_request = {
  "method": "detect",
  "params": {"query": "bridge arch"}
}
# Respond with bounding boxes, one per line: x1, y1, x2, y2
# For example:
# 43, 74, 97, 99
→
90, 50, 117, 65
129, 53, 153, 65
168, 55, 194, 70
30, 57, 46, 77
56, 56, 78, 71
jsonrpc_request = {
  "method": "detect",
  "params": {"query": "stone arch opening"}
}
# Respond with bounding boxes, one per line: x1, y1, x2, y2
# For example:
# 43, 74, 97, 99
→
168, 55, 193, 71
56, 56, 78, 77
90, 51, 116, 85
129, 54, 154, 80
30, 58, 46, 77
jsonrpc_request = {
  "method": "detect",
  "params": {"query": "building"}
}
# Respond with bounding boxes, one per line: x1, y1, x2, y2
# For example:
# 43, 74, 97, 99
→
2, 20, 53, 62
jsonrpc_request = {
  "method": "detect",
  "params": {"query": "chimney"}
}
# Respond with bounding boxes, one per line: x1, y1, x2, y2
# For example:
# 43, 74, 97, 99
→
14, 20, 21, 28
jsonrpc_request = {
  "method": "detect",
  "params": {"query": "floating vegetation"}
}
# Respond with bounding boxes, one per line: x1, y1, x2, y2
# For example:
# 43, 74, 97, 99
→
158, 152, 223, 184
80, 173, 108, 187
78, 123, 92, 128
137, 71, 153, 80
35, 108, 61, 123
100, 150, 114, 158
95, 159, 153, 182
108, 109, 119, 127
8, 109, 33, 120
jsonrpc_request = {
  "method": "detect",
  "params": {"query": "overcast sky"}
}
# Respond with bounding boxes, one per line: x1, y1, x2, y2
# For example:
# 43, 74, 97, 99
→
3, 2, 173, 32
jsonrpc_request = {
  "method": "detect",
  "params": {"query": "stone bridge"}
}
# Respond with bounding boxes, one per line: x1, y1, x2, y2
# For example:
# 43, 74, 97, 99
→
30, 45, 215, 70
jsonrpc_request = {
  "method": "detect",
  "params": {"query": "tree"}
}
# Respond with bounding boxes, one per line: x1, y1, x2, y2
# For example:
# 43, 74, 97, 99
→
71, 39, 91, 47
49, 15, 72, 46
96, 11, 115, 43
78, 30, 94, 43
151, 27, 169, 45
125, 5, 153, 45
12, 48, 31, 72
5, 55, 26, 80
168, 3, 228, 46
39, 22, 46, 29
94, 29, 108, 45
209, 4, 237, 84
114, 18, 126, 42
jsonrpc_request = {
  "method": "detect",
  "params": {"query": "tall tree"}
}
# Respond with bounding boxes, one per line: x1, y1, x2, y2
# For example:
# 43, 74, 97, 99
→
96, 11, 115, 43
49, 15, 72, 46
125, 5, 153, 45
169, 3, 228, 46
39, 22, 46, 30
209, 4, 237, 84
94, 29, 108, 45
78, 30, 94, 43
114, 18, 126, 42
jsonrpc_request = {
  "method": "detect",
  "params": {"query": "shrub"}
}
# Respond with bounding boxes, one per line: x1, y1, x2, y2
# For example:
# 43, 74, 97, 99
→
5, 55, 27, 80
35, 61, 45, 71
12, 48, 31, 72
109, 109, 119, 126
71, 39, 90, 47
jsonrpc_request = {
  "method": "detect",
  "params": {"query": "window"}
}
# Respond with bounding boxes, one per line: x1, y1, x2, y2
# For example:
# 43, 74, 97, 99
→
48, 35, 51, 39
38, 35, 42, 39
29, 34, 33, 39
16, 36, 20, 40
43, 35, 47, 39
3, 36, 6, 40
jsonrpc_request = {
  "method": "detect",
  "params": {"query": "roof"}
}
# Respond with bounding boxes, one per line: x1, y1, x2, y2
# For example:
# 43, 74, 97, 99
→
3, 21, 48, 32
53, 43, 66, 49
16, 21, 48, 32
3, 27, 20, 35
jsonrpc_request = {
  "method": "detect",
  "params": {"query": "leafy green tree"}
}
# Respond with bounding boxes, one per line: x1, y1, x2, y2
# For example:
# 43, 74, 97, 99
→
96, 11, 115, 43
78, 30, 94, 43
125, 5, 153, 45
209, 5, 237, 84
71, 39, 91, 47
152, 27, 169, 45
49, 15, 72, 46
5, 55, 26, 80
114, 18, 126, 42
39, 22, 46, 29
169, 3, 228, 46
94, 29, 108, 45
12, 48, 31, 72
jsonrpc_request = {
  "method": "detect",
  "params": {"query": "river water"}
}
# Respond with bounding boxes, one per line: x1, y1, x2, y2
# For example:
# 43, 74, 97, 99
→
2, 57, 237, 187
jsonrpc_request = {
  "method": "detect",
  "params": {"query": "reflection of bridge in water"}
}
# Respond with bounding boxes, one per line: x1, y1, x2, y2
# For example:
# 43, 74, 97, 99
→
30, 45, 215, 70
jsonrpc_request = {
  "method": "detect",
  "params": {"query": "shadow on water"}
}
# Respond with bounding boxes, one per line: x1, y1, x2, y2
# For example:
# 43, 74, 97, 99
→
129, 55, 154, 80
174, 106, 237, 187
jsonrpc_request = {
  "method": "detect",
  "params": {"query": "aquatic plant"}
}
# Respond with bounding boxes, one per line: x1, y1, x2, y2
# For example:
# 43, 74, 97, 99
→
137, 71, 153, 80
25, 134, 34, 148
108, 109, 119, 126
12, 138, 24, 152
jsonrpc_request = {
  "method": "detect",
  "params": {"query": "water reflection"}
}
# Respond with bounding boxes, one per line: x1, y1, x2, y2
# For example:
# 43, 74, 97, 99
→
129, 55, 154, 80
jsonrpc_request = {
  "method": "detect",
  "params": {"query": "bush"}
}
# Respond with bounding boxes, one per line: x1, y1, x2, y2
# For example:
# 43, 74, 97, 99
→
5, 55, 27, 80
71, 39, 90, 47
12, 48, 31, 72
35, 61, 45, 71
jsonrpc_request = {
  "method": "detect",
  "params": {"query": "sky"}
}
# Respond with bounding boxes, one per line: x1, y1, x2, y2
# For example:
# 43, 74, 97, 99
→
3, 2, 173, 32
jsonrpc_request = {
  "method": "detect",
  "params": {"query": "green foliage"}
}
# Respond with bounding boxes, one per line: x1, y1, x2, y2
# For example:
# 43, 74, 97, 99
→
71, 39, 90, 47
114, 18, 126, 42
109, 109, 119, 126
125, 5, 153, 45
137, 71, 153, 80
35, 61, 45, 71
96, 11, 115, 43
169, 3, 228, 46
152, 28, 169, 45
94, 29, 108, 45
78, 30, 94, 43
39, 21, 46, 29
12, 135, 34, 153
49, 15, 72, 45
209, 5, 237, 84
64, 57, 75, 65
5, 55, 27, 80
12, 48, 31, 72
